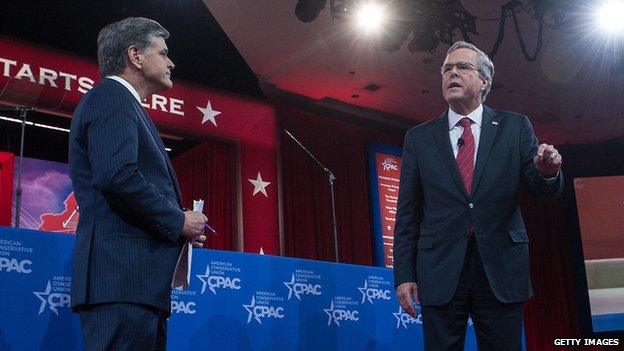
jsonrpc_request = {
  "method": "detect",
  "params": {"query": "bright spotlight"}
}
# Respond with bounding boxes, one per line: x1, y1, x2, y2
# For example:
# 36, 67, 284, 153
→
596, 1, 624, 34
356, 3, 385, 32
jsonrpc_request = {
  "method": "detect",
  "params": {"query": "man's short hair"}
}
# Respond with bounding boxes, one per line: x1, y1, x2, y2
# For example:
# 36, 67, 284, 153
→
446, 41, 495, 102
97, 17, 169, 78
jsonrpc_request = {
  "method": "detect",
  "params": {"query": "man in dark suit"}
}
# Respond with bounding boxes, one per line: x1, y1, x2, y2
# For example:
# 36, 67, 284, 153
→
69, 17, 207, 350
393, 41, 563, 350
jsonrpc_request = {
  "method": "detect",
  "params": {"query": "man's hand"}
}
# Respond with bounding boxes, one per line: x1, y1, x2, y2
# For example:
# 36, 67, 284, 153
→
182, 211, 207, 247
192, 234, 207, 248
533, 143, 562, 178
396, 282, 419, 318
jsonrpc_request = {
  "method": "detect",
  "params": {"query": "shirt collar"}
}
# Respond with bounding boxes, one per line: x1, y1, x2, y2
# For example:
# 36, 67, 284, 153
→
106, 76, 141, 103
447, 104, 483, 130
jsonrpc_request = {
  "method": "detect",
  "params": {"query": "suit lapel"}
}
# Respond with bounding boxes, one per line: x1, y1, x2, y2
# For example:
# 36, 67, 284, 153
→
472, 106, 500, 193
431, 112, 469, 199
136, 105, 184, 208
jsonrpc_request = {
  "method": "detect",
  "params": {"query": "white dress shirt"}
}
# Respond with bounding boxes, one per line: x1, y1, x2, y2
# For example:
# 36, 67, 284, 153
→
107, 76, 141, 103
447, 104, 558, 180
448, 104, 483, 164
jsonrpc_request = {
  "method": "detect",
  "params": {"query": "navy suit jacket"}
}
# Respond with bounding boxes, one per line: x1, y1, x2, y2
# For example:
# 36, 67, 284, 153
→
393, 106, 563, 306
69, 78, 185, 312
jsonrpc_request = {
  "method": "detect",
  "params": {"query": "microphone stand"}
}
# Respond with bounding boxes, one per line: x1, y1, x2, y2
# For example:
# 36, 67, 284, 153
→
284, 130, 339, 263
1, 107, 37, 228
0, 77, 66, 228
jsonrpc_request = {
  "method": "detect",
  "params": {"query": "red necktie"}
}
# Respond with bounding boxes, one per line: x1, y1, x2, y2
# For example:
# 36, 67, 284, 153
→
456, 117, 475, 195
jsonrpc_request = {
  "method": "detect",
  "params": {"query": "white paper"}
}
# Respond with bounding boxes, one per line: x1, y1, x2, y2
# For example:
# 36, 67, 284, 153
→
171, 199, 204, 290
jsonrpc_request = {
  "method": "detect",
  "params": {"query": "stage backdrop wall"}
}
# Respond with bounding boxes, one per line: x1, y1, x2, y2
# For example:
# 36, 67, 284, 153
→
0, 36, 279, 254
0, 227, 486, 351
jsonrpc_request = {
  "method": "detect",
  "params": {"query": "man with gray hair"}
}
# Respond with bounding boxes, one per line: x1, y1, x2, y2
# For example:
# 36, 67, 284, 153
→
393, 41, 563, 350
69, 17, 207, 350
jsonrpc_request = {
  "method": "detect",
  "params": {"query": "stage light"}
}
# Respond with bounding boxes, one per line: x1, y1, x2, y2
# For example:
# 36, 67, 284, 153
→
296, 0, 478, 55
332, 3, 353, 22
355, 3, 385, 32
295, 0, 327, 23
596, 1, 624, 34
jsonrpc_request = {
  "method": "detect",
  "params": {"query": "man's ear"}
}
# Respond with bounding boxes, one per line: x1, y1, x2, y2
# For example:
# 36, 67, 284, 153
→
480, 75, 488, 93
127, 46, 142, 70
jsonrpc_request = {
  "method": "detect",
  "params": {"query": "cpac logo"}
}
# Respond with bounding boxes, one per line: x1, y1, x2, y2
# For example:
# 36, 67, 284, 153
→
33, 281, 70, 316
171, 301, 197, 314
283, 274, 322, 300
323, 301, 359, 327
382, 158, 398, 171
358, 280, 392, 304
393, 306, 421, 329
0, 258, 32, 273
196, 266, 241, 295
242, 296, 285, 325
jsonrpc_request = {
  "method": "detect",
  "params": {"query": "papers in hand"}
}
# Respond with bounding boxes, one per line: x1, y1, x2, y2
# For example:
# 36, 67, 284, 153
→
193, 199, 204, 213
171, 199, 204, 290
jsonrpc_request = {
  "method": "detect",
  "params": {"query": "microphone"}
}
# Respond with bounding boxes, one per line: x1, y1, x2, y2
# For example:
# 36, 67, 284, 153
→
457, 138, 464, 148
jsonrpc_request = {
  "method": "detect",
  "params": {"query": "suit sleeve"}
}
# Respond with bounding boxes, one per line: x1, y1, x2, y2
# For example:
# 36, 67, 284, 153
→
519, 115, 564, 198
393, 129, 423, 288
85, 93, 184, 242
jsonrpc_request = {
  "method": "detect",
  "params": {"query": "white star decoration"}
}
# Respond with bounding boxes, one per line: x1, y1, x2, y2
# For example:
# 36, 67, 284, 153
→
196, 265, 213, 295
33, 281, 56, 315
284, 274, 297, 300
324, 300, 340, 326
248, 172, 271, 197
393, 306, 407, 329
196, 101, 222, 126
358, 280, 373, 304
243, 296, 261, 324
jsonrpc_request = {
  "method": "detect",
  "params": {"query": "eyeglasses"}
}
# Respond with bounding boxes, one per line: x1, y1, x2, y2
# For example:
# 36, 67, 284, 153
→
440, 61, 478, 76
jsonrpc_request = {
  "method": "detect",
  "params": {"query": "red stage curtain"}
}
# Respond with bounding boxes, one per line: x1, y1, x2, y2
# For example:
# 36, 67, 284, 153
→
521, 193, 586, 350
279, 106, 404, 265
171, 139, 236, 251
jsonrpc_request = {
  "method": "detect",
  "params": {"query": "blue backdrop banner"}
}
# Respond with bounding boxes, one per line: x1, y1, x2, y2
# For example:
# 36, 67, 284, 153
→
0, 227, 481, 350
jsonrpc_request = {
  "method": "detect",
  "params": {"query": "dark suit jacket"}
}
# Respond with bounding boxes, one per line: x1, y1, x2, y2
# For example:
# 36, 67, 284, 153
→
393, 106, 563, 306
69, 78, 185, 312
